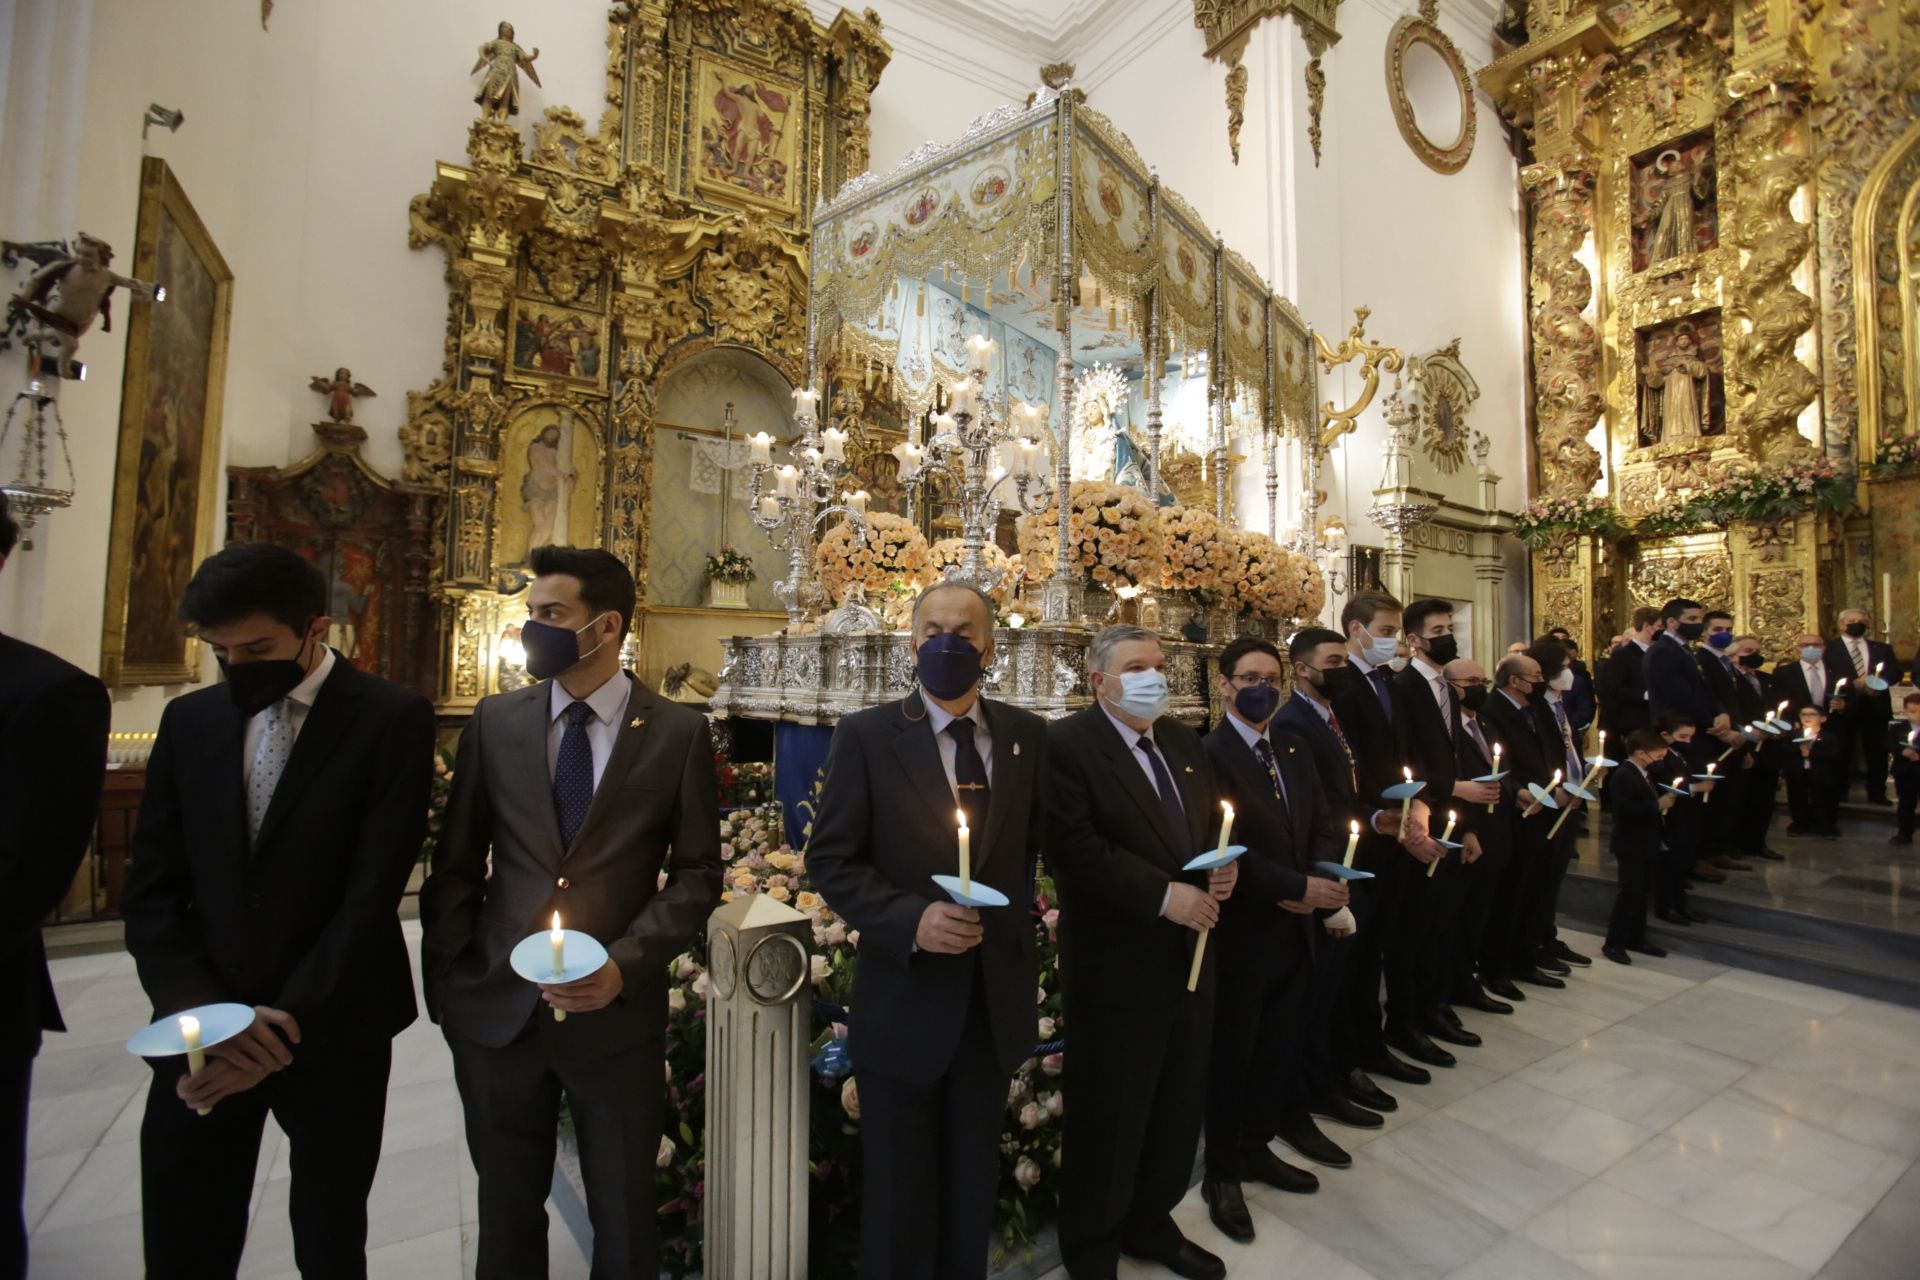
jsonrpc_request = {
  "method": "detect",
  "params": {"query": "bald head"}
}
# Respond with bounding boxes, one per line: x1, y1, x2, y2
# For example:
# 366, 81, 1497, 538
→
1443, 657, 1485, 685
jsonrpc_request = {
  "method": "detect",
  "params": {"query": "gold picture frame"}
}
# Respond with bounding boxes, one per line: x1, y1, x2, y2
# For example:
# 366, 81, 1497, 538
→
100, 156, 234, 686
691, 57, 803, 216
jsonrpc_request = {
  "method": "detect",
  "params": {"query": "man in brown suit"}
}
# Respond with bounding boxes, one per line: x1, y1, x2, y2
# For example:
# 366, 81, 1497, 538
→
421, 546, 722, 1279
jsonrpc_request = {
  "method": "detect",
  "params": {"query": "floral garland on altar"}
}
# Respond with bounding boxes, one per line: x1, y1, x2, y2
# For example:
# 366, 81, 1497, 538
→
1870, 434, 1920, 479
1014, 481, 1164, 590
1158, 505, 1236, 603
1222, 529, 1298, 620
927, 537, 1022, 605
816, 512, 930, 613
1703, 458, 1852, 522
1511, 495, 1626, 549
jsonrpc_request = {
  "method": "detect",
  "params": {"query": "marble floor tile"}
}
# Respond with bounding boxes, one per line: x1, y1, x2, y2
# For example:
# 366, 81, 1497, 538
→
1816, 1157, 1920, 1280
1506, 976, 1653, 1025
25, 1082, 140, 1161
1638, 1095, 1908, 1209
1575, 1023, 1761, 1091
1440, 1077, 1655, 1176
25, 1209, 146, 1280
1250, 1150, 1507, 1279
1384, 1057, 1501, 1111
21, 1149, 84, 1235
1515, 1046, 1712, 1132
24, 1037, 149, 1101
1799, 1009, 1920, 1066
1519, 1181, 1806, 1280
1621, 991, 1823, 1065
1469, 997, 1612, 1048
1442, 1232, 1597, 1280
1732, 1065, 1920, 1159
1361, 1113, 1586, 1229
1611, 1159, 1867, 1273
35, 1139, 140, 1234
1565, 960, 1701, 1004
1444, 1016, 1564, 1076
378, 1077, 466, 1157
1697, 969, 1858, 1016
1766, 1032, 1920, 1107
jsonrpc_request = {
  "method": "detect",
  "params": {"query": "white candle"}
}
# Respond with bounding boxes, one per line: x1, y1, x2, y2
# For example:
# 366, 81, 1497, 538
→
893, 442, 923, 480
748, 432, 773, 465
1017, 438, 1040, 476
1883, 573, 1892, 629
949, 379, 977, 416
1399, 766, 1415, 830
847, 489, 870, 515
1429, 810, 1458, 877
775, 465, 798, 498
966, 334, 994, 374
956, 809, 972, 895
550, 911, 566, 977
792, 386, 820, 414
821, 427, 848, 462
1487, 741, 1503, 813
1216, 802, 1235, 856
1343, 819, 1360, 868
801, 446, 823, 468
930, 411, 957, 438
758, 494, 781, 522
179, 1015, 210, 1116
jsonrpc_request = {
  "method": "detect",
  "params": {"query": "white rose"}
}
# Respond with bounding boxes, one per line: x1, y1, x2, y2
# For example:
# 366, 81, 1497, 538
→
1019, 1102, 1044, 1130
811, 954, 832, 985
1014, 1156, 1041, 1188
657, 1135, 675, 1168
667, 986, 686, 1014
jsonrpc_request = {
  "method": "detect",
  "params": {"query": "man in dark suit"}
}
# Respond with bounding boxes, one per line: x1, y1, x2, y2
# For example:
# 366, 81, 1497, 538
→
1774, 631, 1850, 721
1726, 634, 1785, 862
1596, 607, 1660, 736
1331, 592, 1447, 1075
122, 543, 435, 1278
1048, 624, 1237, 1280
1272, 629, 1403, 1123
422, 546, 721, 1280
1397, 600, 1493, 1052
0, 494, 109, 1279
1829, 607, 1903, 804
1200, 637, 1347, 1243
1547, 628, 1596, 734
1440, 658, 1514, 1015
1526, 640, 1592, 973
806, 582, 1047, 1280
1646, 599, 1738, 749
1602, 730, 1676, 966
1478, 651, 1566, 994
1694, 612, 1755, 873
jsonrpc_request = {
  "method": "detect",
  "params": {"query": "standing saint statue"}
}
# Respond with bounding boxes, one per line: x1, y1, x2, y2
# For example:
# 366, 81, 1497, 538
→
1643, 148, 1712, 264
471, 21, 540, 121
521, 419, 575, 549
1643, 332, 1710, 443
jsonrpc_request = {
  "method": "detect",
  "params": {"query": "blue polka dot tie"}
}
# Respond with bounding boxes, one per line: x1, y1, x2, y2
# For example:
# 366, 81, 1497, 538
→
553, 700, 595, 847
247, 699, 295, 847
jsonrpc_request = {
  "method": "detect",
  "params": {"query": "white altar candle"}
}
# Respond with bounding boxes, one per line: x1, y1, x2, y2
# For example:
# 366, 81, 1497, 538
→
1017, 438, 1040, 476
775, 465, 798, 498
821, 427, 848, 462
1343, 819, 1360, 868
792, 386, 820, 414
956, 809, 972, 895
180, 1015, 210, 1116
1488, 743, 1503, 813
948, 379, 976, 415
966, 334, 994, 374
748, 432, 773, 466
1429, 810, 1458, 877
1216, 801, 1235, 856
551, 911, 566, 977
846, 489, 870, 515
930, 412, 957, 439
1399, 766, 1416, 830
758, 495, 780, 522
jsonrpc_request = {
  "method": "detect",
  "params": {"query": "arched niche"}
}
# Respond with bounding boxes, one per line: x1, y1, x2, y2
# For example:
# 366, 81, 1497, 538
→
647, 347, 797, 611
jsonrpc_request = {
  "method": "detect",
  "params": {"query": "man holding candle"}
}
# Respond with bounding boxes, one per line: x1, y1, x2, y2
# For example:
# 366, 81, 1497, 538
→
1827, 608, 1902, 805
121, 543, 435, 1278
1048, 624, 1236, 1280
1602, 730, 1677, 965
1440, 658, 1517, 1014
1885, 693, 1920, 844
1524, 640, 1592, 974
0, 494, 110, 1279
1200, 637, 1349, 1241
1691, 612, 1758, 873
1478, 652, 1567, 993
421, 546, 721, 1279
806, 581, 1048, 1280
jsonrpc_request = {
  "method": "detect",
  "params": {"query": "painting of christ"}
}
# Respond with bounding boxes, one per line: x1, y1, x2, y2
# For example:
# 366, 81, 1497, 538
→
694, 61, 801, 213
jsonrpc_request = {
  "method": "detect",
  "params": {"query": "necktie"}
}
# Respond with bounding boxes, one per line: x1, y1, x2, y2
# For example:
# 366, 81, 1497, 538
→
247, 699, 296, 846
945, 715, 991, 825
1134, 734, 1189, 850
1464, 716, 1489, 766
1325, 708, 1359, 792
553, 701, 595, 847
1852, 639, 1867, 678
1551, 698, 1580, 778
1368, 667, 1395, 720
1808, 664, 1823, 706
1253, 737, 1291, 816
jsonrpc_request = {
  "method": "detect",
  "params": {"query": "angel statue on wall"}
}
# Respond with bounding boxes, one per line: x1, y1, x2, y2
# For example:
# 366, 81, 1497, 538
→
1642, 329, 1710, 443
309, 368, 377, 424
471, 21, 540, 121
2, 233, 161, 384
1641, 148, 1713, 264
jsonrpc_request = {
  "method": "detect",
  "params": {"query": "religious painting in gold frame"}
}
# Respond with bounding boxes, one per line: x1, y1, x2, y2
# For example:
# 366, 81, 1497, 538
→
492, 403, 606, 579
100, 156, 234, 686
510, 300, 609, 389
692, 58, 802, 215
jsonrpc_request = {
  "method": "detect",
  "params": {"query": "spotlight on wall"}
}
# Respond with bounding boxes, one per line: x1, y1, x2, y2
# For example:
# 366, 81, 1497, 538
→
142, 104, 185, 140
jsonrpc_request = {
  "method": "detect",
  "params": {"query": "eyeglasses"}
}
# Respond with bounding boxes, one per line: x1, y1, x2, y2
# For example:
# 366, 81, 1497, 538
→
1228, 673, 1287, 690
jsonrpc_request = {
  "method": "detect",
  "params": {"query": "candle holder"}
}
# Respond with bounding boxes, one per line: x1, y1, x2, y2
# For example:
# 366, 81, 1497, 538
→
896, 345, 1055, 599
510, 928, 610, 1022
747, 389, 876, 631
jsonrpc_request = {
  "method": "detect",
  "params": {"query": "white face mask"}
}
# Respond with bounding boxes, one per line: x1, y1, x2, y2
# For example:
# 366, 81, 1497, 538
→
1386, 656, 1409, 672
1102, 668, 1170, 722
1358, 632, 1400, 666
1549, 668, 1575, 692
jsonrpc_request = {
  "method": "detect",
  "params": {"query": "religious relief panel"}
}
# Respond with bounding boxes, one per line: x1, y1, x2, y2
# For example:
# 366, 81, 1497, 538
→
693, 61, 803, 215
1636, 311, 1725, 448
1630, 132, 1717, 271
1626, 544, 1732, 615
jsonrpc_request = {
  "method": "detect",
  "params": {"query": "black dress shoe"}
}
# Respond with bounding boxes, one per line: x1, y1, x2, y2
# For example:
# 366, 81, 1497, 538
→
1602, 944, 1632, 965
1200, 1179, 1254, 1244
1356, 1048, 1431, 1085
1242, 1143, 1320, 1194
1483, 976, 1526, 1002
1627, 939, 1668, 958
1274, 1114, 1353, 1168
1534, 952, 1573, 977
1341, 1068, 1398, 1112
1549, 940, 1593, 967
1312, 1090, 1386, 1128
1419, 1011, 1482, 1048
1123, 1234, 1229, 1279
1654, 908, 1691, 926
1785, 823, 1812, 836
1456, 989, 1515, 1014
1514, 967, 1567, 989
1385, 1022, 1457, 1068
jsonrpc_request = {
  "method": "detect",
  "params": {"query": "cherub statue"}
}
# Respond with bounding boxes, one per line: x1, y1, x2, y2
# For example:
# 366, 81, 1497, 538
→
472, 21, 541, 121
308, 367, 377, 424
2, 233, 161, 382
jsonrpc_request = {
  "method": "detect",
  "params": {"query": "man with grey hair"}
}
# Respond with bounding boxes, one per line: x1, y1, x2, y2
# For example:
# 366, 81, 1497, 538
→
1048, 624, 1237, 1280
808, 579, 1049, 1280
1827, 607, 1903, 804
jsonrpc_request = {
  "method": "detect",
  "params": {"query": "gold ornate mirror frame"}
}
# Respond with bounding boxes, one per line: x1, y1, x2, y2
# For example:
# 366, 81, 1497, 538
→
1385, 11, 1476, 175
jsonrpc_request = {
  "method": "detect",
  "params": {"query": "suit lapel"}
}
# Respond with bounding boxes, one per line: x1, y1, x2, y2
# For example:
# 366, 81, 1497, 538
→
212, 700, 250, 863
891, 693, 965, 840
1166, 727, 1207, 858
1088, 710, 1182, 861
977, 698, 1018, 876
253, 659, 363, 852
509, 682, 568, 871
564, 674, 653, 862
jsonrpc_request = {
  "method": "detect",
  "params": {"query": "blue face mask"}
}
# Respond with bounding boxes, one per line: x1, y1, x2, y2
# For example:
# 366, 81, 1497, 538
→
522, 612, 610, 681
1105, 668, 1170, 721
1359, 633, 1400, 666
916, 632, 984, 700
1707, 630, 1734, 650
1232, 682, 1280, 725
1800, 645, 1825, 665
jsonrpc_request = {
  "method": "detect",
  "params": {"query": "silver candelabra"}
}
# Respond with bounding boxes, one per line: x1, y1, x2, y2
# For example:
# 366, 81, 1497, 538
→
746, 387, 875, 631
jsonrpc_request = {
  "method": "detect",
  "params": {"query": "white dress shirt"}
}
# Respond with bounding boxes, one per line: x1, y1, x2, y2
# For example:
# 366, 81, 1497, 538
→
547, 671, 633, 788
242, 645, 336, 789
1225, 710, 1289, 807
927, 697, 993, 801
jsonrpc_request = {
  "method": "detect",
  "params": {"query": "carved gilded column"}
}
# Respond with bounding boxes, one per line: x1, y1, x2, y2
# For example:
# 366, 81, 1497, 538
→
1521, 160, 1603, 500
828, 10, 890, 196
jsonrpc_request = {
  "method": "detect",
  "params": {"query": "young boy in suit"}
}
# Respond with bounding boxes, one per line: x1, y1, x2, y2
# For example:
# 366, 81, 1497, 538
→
1887, 694, 1920, 846
1604, 729, 1677, 965
1792, 705, 1843, 837
1652, 714, 1705, 926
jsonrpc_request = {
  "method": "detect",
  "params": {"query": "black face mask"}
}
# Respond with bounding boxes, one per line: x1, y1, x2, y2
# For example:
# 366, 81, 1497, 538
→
916, 633, 985, 700
1677, 621, 1706, 642
1845, 622, 1868, 639
1457, 684, 1489, 712
1307, 664, 1360, 700
1232, 682, 1281, 724
1423, 634, 1459, 666
1738, 652, 1765, 669
219, 632, 316, 717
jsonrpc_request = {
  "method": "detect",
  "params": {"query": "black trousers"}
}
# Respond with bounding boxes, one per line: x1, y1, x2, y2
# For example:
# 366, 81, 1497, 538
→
1897, 770, 1919, 837
1060, 988, 1211, 1277
140, 1040, 392, 1280
1739, 766, 1780, 857
1451, 836, 1511, 999
1388, 850, 1449, 1022
1843, 699, 1892, 799
1206, 956, 1310, 1179
1531, 812, 1583, 950
1786, 762, 1840, 832
1, 1052, 27, 1280
1335, 835, 1404, 1058
1300, 937, 1350, 1106
447, 1012, 662, 1280
1655, 807, 1697, 914
1606, 847, 1651, 948
1480, 819, 1544, 981
856, 984, 1008, 1280
1701, 766, 1748, 858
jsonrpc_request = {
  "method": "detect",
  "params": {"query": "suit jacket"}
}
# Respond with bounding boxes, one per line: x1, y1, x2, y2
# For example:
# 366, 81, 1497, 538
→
1609, 763, 1664, 857
1772, 657, 1850, 719
1453, 710, 1509, 850
1202, 719, 1340, 976
123, 653, 434, 1048
1046, 706, 1220, 1010
1331, 663, 1413, 810
1480, 690, 1559, 840
1826, 636, 1902, 702
1886, 720, 1920, 779
1566, 661, 1597, 733
420, 672, 722, 1050
1272, 693, 1367, 836
0, 635, 109, 1058
1396, 661, 1462, 830
1647, 632, 1720, 726
1597, 641, 1650, 735
1696, 650, 1761, 759
805, 692, 1046, 1081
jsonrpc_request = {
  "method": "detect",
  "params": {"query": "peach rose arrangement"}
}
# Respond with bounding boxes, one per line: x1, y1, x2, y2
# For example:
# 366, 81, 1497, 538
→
815, 512, 930, 610
1157, 505, 1237, 602
1015, 481, 1164, 590
925, 538, 1022, 606
1222, 528, 1298, 619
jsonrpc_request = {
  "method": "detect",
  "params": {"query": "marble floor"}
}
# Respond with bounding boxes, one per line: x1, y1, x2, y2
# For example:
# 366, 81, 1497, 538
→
26, 924, 1920, 1280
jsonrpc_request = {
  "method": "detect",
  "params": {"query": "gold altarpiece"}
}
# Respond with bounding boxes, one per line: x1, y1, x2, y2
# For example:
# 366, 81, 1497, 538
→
400, 1, 889, 711
1483, 0, 1920, 658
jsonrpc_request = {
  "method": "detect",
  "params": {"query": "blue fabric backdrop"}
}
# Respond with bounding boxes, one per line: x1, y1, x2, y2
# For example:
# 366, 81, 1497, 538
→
774, 722, 836, 850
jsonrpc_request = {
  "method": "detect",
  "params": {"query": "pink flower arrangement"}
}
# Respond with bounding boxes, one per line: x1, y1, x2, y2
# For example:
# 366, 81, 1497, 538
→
1157, 505, 1237, 599
816, 512, 930, 605
1015, 481, 1165, 589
